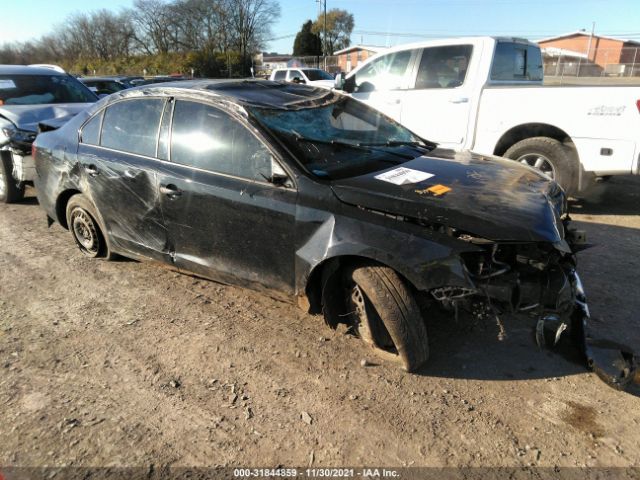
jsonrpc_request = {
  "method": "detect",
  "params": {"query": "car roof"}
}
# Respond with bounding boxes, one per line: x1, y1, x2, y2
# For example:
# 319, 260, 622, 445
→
0, 64, 67, 76
115, 79, 336, 110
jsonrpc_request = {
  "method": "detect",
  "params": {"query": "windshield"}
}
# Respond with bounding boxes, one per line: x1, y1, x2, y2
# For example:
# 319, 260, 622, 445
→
250, 96, 430, 179
302, 69, 334, 81
0, 74, 97, 105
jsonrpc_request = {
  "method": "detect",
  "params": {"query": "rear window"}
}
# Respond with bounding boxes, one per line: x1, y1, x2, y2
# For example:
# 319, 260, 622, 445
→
491, 42, 543, 81
0, 74, 97, 105
273, 71, 286, 81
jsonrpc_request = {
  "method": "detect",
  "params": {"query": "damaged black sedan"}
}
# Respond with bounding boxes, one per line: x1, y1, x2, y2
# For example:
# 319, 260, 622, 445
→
33, 80, 636, 389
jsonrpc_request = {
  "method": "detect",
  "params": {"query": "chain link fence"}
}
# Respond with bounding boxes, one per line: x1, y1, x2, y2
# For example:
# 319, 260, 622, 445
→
543, 46, 640, 85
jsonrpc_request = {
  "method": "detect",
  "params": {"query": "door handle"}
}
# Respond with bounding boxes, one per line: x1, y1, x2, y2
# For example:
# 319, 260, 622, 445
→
449, 97, 469, 104
160, 184, 182, 198
85, 164, 99, 176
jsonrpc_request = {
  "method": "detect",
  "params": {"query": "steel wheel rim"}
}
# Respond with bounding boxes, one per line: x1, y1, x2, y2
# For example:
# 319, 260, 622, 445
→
71, 208, 99, 255
350, 284, 375, 345
516, 153, 555, 179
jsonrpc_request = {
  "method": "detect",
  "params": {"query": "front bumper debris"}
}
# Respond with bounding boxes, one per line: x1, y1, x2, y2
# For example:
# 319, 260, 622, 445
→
569, 271, 638, 390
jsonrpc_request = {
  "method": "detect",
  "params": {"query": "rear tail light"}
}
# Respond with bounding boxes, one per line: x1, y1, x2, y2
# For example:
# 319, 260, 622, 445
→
31, 143, 37, 158
637, 99, 640, 114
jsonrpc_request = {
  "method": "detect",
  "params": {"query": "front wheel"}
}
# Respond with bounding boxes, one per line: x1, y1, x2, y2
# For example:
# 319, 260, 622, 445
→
0, 152, 25, 204
345, 263, 429, 372
503, 137, 579, 196
65, 194, 113, 259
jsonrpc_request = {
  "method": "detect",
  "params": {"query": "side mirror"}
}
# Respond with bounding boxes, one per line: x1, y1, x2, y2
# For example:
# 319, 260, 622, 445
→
264, 157, 291, 187
334, 72, 345, 90
291, 77, 305, 84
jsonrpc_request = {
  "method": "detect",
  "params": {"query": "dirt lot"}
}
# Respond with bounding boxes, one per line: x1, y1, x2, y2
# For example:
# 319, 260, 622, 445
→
1, 177, 639, 472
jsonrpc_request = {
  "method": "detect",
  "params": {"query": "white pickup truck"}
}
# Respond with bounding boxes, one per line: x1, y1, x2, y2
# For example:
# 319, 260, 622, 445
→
335, 36, 640, 194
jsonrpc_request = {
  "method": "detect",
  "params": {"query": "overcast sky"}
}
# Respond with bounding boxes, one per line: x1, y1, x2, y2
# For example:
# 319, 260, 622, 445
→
1, 0, 639, 54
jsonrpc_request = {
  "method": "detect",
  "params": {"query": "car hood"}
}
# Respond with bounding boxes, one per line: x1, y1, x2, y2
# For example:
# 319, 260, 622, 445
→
330, 149, 567, 243
0, 103, 92, 132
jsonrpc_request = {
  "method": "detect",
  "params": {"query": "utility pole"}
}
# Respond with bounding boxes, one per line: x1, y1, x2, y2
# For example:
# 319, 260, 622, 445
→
316, 0, 327, 69
586, 21, 595, 64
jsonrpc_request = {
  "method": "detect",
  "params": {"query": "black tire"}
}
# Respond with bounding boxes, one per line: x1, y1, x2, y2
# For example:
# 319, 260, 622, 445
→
0, 152, 25, 204
65, 194, 113, 260
346, 263, 429, 372
503, 137, 579, 196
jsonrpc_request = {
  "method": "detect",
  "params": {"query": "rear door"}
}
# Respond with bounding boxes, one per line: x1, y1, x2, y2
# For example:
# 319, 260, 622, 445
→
157, 99, 298, 294
76, 97, 169, 260
399, 44, 475, 148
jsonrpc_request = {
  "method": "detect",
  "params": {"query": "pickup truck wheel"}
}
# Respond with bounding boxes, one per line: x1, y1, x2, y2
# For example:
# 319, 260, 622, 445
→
345, 264, 429, 372
0, 153, 25, 204
504, 137, 579, 195
65, 194, 113, 260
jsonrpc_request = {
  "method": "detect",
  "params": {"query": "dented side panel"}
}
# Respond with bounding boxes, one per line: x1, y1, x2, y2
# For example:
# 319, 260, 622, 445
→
76, 143, 169, 262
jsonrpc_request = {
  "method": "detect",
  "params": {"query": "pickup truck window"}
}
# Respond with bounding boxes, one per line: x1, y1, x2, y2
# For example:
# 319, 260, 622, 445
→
356, 49, 415, 91
273, 71, 286, 81
414, 45, 472, 89
491, 42, 543, 81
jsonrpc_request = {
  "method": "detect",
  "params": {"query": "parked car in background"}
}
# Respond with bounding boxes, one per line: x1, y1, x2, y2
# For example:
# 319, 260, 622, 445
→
0, 65, 97, 203
132, 76, 188, 87
79, 76, 143, 95
335, 36, 640, 195
31, 79, 632, 387
269, 68, 334, 88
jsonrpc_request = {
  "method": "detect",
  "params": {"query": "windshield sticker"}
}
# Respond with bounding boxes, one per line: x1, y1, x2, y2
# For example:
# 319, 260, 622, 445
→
0, 79, 16, 89
375, 167, 434, 185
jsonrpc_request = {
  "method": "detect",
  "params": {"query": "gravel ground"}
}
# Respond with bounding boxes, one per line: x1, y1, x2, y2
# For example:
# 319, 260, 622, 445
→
0, 177, 639, 473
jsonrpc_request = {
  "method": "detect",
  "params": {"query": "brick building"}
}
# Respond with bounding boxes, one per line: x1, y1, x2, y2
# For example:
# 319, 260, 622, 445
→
538, 31, 640, 75
334, 45, 386, 73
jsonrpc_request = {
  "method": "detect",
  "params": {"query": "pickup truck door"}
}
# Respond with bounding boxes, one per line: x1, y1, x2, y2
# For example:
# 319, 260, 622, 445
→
350, 49, 420, 123
399, 45, 476, 149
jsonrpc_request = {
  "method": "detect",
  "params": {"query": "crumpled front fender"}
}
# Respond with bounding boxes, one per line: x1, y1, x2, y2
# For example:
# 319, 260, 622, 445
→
570, 271, 639, 390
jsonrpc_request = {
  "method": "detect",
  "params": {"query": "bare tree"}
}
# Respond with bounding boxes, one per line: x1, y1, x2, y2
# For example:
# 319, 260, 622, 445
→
228, 0, 280, 74
128, 0, 179, 55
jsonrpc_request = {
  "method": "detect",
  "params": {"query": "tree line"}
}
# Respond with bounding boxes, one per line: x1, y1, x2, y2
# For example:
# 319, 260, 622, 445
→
0, 0, 281, 77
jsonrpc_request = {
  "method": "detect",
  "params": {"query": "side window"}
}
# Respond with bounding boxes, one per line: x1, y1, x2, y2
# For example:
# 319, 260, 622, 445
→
287, 70, 303, 81
415, 45, 473, 89
356, 49, 414, 91
80, 110, 103, 145
101, 98, 165, 157
273, 70, 286, 81
491, 43, 543, 81
170, 100, 271, 180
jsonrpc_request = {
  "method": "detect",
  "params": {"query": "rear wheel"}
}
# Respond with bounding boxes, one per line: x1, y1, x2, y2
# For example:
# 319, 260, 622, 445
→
0, 152, 25, 204
65, 194, 113, 259
344, 263, 429, 372
503, 137, 579, 196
